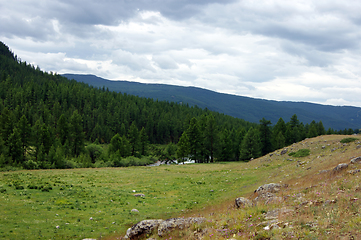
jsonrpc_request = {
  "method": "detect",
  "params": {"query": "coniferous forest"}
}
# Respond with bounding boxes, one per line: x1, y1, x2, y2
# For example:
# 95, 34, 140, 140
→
0, 42, 352, 170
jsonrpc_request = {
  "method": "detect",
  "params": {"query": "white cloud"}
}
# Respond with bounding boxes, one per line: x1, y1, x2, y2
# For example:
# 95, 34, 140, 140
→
0, 0, 360, 107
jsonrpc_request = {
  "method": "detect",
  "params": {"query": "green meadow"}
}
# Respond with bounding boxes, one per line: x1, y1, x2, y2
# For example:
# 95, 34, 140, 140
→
0, 162, 268, 239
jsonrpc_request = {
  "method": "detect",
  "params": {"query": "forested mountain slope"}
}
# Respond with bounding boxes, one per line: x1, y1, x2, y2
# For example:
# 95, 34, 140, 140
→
0, 41, 255, 169
63, 74, 361, 130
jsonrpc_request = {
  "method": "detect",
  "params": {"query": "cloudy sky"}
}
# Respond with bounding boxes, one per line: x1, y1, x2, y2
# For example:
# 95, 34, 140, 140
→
1, 0, 361, 107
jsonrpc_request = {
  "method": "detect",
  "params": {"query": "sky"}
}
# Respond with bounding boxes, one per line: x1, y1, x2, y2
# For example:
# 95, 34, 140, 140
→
1, 0, 361, 107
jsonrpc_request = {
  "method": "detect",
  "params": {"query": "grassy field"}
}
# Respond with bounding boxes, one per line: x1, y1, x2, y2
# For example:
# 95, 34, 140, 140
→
0, 160, 272, 239
1, 135, 360, 240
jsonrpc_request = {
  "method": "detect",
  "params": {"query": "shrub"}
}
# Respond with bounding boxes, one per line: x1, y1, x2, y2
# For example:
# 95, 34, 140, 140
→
340, 137, 358, 143
23, 160, 39, 170
288, 149, 310, 158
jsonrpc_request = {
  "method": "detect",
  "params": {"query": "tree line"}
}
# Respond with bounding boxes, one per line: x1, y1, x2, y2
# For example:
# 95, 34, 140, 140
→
0, 42, 354, 170
0, 42, 254, 169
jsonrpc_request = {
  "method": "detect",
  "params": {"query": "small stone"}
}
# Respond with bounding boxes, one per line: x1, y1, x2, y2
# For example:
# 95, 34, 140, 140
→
235, 197, 252, 208
131, 209, 139, 212
134, 193, 145, 197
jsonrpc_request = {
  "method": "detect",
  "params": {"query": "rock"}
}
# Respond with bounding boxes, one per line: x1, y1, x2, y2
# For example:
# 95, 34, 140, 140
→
263, 221, 290, 231
254, 192, 282, 205
332, 163, 348, 172
131, 209, 139, 212
350, 156, 361, 164
324, 199, 337, 205
134, 193, 145, 197
264, 208, 294, 220
357, 145, 361, 149
124, 219, 164, 239
157, 217, 205, 237
265, 196, 282, 204
348, 169, 361, 175
255, 183, 282, 194
319, 170, 330, 174
322, 145, 326, 149
280, 149, 288, 155
235, 197, 252, 208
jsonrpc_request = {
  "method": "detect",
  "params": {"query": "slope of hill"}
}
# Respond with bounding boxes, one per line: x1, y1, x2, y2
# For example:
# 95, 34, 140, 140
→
63, 74, 361, 131
114, 134, 361, 240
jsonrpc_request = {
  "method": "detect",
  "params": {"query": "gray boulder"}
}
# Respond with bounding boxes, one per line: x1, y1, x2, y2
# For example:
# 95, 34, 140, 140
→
235, 197, 252, 208
255, 183, 282, 194
158, 217, 205, 237
332, 163, 348, 172
350, 156, 361, 164
280, 149, 288, 155
124, 219, 163, 239
134, 193, 145, 197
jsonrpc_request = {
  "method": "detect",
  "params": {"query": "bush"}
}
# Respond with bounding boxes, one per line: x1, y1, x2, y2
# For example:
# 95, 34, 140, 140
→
340, 137, 358, 143
23, 160, 39, 170
288, 149, 310, 158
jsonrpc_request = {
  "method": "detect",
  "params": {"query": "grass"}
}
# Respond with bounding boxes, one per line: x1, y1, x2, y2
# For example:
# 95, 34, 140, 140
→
0, 162, 270, 239
140, 134, 360, 240
1, 134, 360, 239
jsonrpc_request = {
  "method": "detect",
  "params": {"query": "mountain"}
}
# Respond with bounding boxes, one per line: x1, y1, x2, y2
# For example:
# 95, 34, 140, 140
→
63, 74, 361, 130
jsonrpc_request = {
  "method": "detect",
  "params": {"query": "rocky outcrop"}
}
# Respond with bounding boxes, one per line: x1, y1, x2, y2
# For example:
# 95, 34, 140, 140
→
255, 183, 282, 194
235, 197, 252, 208
158, 217, 205, 237
350, 156, 361, 164
280, 149, 288, 155
332, 163, 348, 172
348, 169, 361, 175
124, 217, 205, 239
124, 219, 163, 239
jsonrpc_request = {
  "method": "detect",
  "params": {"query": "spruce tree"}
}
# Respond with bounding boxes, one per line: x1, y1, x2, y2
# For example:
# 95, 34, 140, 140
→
177, 132, 189, 162
128, 122, 140, 156
240, 127, 261, 161
259, 118, 273, 155
187, 117, 201, 162
69, 110, 84, 156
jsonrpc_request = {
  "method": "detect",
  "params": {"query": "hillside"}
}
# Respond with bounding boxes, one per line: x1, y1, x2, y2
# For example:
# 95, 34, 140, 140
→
115, 134, 361, 240
1, 135, 360, 239
63, 74, 361, 131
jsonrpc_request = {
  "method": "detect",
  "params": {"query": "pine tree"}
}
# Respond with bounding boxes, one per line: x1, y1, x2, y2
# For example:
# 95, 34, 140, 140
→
240, 127, 261, 161
57, 114, 69, 145
177, 132, 189, 162
139, 127, 148, 156
17, 115, 31, 159
8, 127, 23, 164
219, 129, 232, 161
69, 110, 84, 156
204, 114, 217, 163
317, 121, 326, 135
187, 117, 201, 162
259, 118, 273, 155
274, 131, 285, 150
128, 122, 140, 156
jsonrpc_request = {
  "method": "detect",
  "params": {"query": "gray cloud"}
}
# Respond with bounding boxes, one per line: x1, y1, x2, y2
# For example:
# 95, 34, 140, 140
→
1, 0, 360, 107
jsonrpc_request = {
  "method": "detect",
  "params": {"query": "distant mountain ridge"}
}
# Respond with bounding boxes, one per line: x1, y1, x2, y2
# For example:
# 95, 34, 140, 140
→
63, 74, 361, 130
